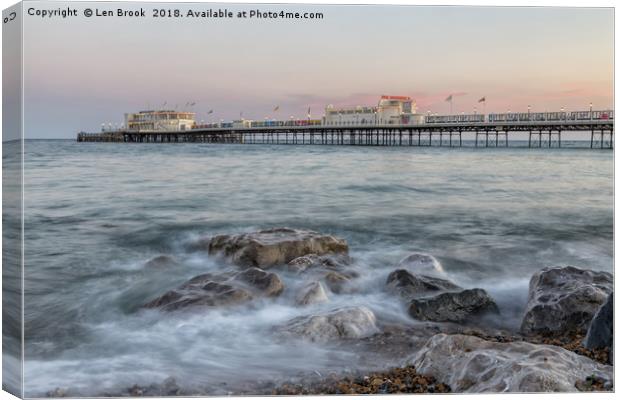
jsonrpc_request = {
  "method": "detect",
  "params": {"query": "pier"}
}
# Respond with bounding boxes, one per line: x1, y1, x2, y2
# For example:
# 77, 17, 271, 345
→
78, 119, 613, 149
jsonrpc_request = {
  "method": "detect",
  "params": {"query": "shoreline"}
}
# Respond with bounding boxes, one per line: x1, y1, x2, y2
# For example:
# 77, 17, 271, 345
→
42, 228, 613, 397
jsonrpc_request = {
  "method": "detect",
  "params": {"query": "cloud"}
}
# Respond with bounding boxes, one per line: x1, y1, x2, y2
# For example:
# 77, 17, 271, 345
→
538, 88, 586, 99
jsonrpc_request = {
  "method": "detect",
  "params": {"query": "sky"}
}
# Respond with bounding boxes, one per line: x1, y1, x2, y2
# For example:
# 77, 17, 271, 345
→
18, 1, 615, 138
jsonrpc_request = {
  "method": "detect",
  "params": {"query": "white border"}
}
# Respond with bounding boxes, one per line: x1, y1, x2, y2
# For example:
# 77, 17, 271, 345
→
0, 1, 616, 400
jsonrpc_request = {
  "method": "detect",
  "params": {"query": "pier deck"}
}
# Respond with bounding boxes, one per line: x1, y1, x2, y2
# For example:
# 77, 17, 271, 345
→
77, 120, 614, 149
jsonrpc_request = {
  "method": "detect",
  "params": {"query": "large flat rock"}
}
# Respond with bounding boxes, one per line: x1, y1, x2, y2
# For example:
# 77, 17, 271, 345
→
208, 228, 349, 269
411, 334, 613, 392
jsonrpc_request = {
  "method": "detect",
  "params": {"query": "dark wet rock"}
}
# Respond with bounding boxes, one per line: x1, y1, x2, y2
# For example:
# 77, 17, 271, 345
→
521, 266, 612, 336
208, 228, 349, 269
144, 255, 179, 269
144, 268, 283, 311
386, 269, 460, 299
398, 253, 446, 277
584, 292, 613, 357
410, 333, 613, 392
408, 289, 498, 323
279, 306, 378, 342
296, 281, 329, 306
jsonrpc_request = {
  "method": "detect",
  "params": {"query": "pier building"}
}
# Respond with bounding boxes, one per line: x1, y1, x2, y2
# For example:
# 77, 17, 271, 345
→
124, 110, 195, 131
324, 95, 424, 125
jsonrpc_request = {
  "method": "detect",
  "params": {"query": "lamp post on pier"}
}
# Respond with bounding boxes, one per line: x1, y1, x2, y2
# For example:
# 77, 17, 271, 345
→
528, 105, 531, 120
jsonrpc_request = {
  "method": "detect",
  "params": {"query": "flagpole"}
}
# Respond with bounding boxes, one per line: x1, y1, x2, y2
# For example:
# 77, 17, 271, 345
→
446, 95, 454, 114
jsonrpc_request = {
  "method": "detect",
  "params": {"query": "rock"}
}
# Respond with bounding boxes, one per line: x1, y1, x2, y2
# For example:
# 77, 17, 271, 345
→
398, 253, 445, 276
408, 289, 498, 323
386, 269, 460, 299
144, 278, 253, 311
410, 333, 613, 392
521, 266, 613, 336
144, 255, 179, 269
144, 268, 284, 311
234, 267, 284, 297
280, 306, 379, 342
287, 254, 320, 273
584, 292, 613, 351
323, 271, 351, 294
296, 281, 329, 306
208, 228, 349, 269
286, 253, 350, 273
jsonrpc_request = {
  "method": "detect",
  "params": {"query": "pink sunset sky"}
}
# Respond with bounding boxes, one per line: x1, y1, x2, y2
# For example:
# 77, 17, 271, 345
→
20, 2, 613, 137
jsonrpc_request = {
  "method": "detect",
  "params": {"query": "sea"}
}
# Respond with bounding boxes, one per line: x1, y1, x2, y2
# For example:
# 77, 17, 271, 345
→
3, 139, 614, 396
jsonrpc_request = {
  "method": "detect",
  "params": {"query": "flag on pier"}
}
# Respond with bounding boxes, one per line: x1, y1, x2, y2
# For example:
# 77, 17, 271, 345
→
273, 105, 280, 112
445, 94, 453, 114
478, 96, 486, 103
207, 109, 213, 114
307, 106, 311, 117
